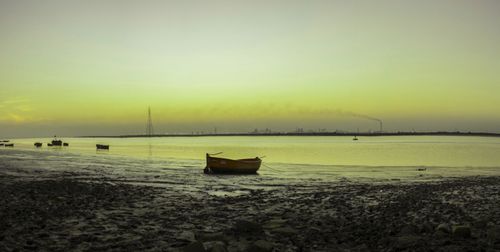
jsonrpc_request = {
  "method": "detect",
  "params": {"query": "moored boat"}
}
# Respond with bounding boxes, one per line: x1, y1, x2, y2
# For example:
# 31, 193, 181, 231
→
34, 142, 43, 147
204, 153, 261, 174
4, 143, 14, 147
96, 144, 109, 150
50, 135, 63, 146
51, 140, 62, 146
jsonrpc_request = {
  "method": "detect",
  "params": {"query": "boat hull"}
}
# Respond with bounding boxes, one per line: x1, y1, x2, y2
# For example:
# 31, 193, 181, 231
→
205, 154, 261, 174
96, 144, 109, 150
52, 140, 63, 146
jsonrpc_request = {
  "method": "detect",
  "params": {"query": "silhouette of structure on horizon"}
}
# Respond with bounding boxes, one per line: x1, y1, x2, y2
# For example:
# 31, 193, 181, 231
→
146, 106, 154, 137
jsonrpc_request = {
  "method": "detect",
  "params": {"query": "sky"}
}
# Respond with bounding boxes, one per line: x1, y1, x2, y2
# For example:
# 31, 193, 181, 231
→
1, 0, 500, 137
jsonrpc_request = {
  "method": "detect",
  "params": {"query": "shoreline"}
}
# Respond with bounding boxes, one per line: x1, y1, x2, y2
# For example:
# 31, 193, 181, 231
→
77, 131, 500, 138
1, 169, 500, 251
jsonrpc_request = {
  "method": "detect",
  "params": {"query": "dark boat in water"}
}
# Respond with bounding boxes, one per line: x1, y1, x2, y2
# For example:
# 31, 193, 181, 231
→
51, 140, 62, 146
34, 142, 42, 147
50, 135, 63, 146
96, 144, 109, 150
204, 153, 261, 174
63, 143, 69, 146
1, 140, 9, 142
47, 143, 53, 147
4, 143, 14, 147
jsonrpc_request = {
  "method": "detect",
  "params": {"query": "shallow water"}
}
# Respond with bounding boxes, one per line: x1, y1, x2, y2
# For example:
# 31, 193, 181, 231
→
1, 136, 500, 185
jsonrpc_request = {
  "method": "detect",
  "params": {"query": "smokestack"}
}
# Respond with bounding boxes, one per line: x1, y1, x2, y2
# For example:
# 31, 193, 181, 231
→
379, 120, 383, 132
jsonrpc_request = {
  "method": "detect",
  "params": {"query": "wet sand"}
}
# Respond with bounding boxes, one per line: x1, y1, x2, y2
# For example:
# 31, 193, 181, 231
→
1, 170, 500, 251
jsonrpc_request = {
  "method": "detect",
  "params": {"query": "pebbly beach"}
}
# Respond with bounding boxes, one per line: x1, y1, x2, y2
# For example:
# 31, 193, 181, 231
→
1, 158, 500, 251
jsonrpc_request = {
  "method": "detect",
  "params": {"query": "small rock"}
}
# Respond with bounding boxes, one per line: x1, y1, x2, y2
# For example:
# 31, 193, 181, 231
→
400, 224, 418, 235
23, 245, 37, 251
246, 240, 273, 252
179, 231, 197, 242
262, 218, 287, 229
208, 242, 227, 252
452, 225, 471, 239
272, 226, 299, 236
439, 245, 467, 252
234, 220, 262, 233
436, 223, 451, 233
38, 233, 49, 239
196, 232, 226, 242
395, 235, 421, 249
183, 241, 206, 252
487, 226, 500, 244
434, 230, 449, 238
419, 222, 434, 234
353, 243, 370, 252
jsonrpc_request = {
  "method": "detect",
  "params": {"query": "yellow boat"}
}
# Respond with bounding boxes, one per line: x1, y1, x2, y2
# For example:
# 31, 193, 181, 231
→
204, 153, 261, 174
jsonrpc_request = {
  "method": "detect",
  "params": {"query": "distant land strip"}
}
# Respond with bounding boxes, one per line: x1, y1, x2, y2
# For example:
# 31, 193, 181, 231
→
79, 131, 500, 138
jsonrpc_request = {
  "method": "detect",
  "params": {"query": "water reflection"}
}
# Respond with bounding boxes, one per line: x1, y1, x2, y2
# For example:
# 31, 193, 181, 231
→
96, 149, 109, 155
4, 136, 500, 168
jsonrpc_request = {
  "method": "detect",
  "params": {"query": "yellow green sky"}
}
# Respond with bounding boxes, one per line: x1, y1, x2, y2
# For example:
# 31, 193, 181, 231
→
1, 0, 500, 137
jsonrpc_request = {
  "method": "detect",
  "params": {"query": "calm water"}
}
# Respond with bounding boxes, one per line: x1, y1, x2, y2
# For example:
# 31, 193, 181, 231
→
1, 136, 500, 183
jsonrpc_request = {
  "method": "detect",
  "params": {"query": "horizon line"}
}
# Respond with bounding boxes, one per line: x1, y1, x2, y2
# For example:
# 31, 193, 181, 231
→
75, 131, 500, 138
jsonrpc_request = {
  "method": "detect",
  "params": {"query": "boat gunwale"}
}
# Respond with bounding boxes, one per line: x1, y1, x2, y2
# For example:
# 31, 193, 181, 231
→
205, 153, 261, 174
207, 155, 261, 163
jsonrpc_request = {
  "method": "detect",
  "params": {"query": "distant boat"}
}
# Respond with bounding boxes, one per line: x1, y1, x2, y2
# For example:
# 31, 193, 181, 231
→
50, 135, 63, 146
96, 144, 109, 150
204, 153, 261, 174
4, 143, 14, 147
63, 143, 69, 146
1, 140, 9, 142
47, 143, 53, 147
34, 142, 42, 147
51, 140, 62, 146
353, 136, 358, 141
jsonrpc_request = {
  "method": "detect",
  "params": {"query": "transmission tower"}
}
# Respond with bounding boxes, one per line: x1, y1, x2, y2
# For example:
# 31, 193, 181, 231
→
146, 106, 154, 137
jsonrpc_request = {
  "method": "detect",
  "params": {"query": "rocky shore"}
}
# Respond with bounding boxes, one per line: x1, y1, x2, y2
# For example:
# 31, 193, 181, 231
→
1, 173, 500, 251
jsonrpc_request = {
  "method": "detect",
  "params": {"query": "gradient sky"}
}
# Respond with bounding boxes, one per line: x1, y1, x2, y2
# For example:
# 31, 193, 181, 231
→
1, 0, 500, 137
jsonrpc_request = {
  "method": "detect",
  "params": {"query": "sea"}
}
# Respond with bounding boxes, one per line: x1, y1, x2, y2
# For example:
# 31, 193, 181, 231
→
1, 136, 500, 191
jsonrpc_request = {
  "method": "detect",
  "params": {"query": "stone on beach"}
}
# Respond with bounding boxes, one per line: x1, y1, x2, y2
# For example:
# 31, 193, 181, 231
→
395, 235, 422, 249
202, 241, 227, 252
262, 218, 287, 229
451, 225, 471, 239
179, 231, 197, 242
436, 223, 451, 233
183, 241, 206, 252
270, 226, 299, 236
195, 232, 226, 242
233, 220, 262, 233
399, 224, 419, 235
487, 226, 500, 245
245, 240, 273, 252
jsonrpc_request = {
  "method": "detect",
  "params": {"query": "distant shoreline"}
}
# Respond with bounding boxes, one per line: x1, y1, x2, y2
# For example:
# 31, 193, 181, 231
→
78, 131, 500, 138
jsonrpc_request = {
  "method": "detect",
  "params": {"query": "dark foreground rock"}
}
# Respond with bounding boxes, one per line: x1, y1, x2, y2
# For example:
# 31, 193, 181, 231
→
1, 174, 500, 251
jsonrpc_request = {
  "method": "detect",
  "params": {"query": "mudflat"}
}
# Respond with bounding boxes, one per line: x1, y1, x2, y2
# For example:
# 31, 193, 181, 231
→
1, 170, 500, 251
